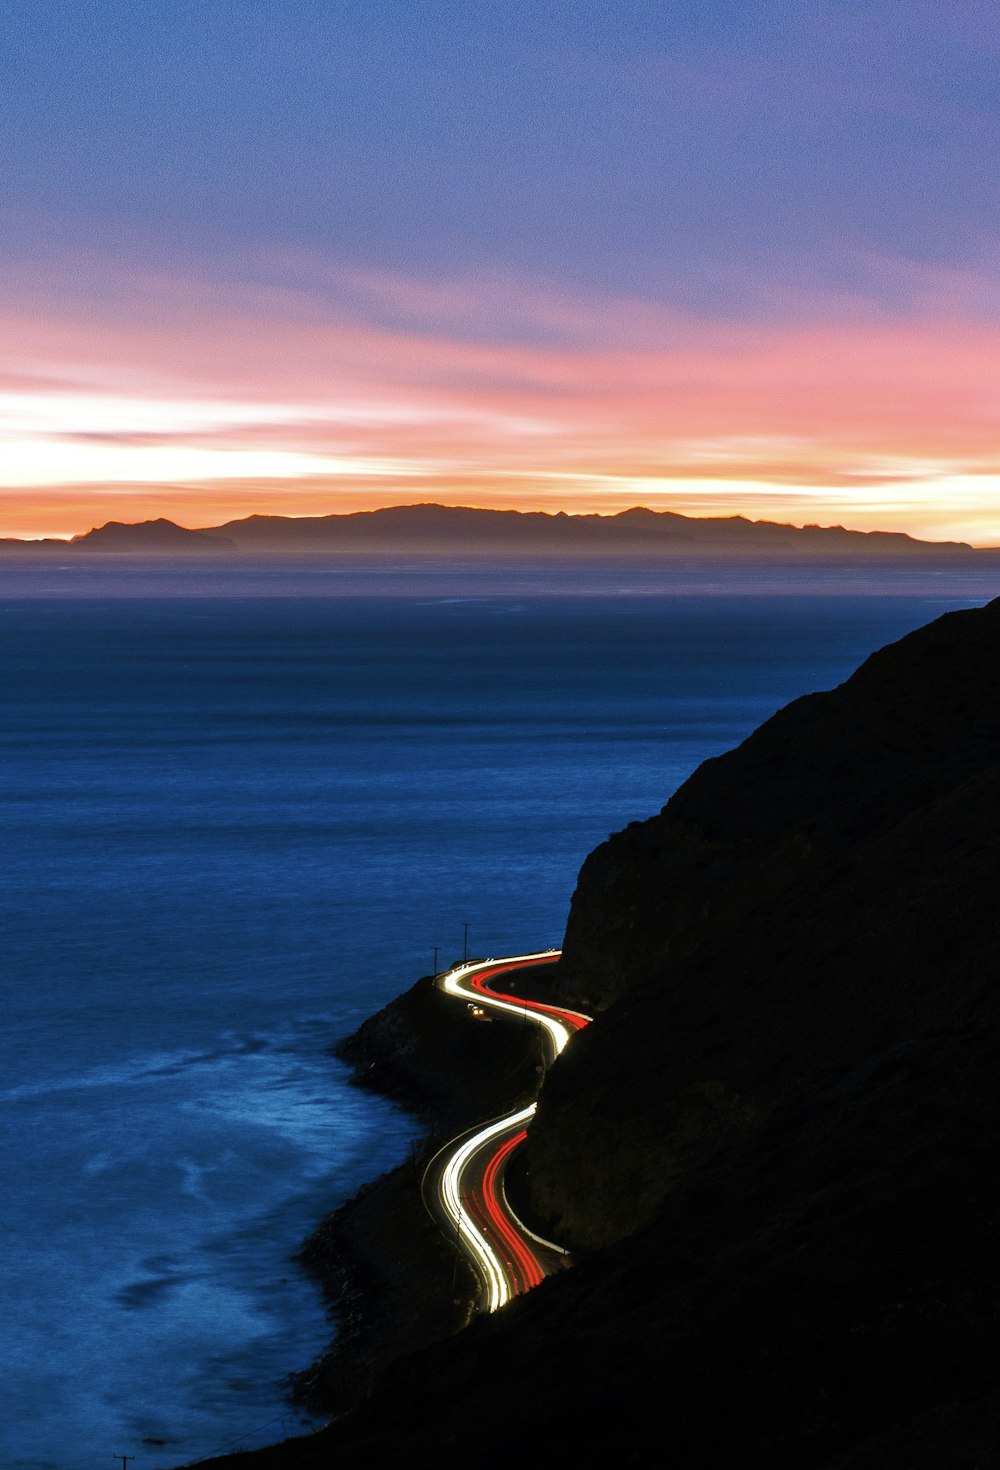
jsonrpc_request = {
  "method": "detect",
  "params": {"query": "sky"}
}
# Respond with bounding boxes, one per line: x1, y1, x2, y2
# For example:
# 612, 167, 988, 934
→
2, 1, 1000, 542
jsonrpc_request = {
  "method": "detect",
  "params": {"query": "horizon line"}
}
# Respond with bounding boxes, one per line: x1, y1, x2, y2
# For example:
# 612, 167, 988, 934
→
3, 500, 995, 552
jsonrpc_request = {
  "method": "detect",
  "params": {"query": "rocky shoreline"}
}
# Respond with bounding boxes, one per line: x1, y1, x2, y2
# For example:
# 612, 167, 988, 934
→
284, 960, 563, 1421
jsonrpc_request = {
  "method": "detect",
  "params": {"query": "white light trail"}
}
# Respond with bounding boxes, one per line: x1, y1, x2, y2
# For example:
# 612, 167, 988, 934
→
438, 1103, 537, 1314
430, 953, 592, 1311
442, 953, 590, 1061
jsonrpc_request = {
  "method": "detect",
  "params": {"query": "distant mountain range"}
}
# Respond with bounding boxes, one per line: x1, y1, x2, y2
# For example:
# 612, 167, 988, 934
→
1, 504, 995, 560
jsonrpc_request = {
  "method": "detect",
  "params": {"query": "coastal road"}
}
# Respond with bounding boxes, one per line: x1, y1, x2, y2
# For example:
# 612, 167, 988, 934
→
422, 953, 591, 1313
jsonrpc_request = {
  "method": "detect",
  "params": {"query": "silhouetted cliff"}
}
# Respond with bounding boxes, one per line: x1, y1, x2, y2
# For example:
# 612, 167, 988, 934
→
532, 598, 1000, 1246
198, 594, 1000, 1470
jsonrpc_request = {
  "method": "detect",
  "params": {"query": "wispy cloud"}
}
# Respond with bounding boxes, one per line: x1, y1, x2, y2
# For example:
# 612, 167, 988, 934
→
3, 253, 1000, 541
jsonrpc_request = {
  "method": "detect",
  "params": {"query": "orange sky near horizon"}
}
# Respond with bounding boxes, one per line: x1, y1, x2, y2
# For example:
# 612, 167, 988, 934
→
4, 258, 1000, 546
6, 481, 1000, 549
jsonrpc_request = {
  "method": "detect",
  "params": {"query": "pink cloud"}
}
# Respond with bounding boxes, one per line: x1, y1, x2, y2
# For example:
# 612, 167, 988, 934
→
3, 256, 1000, 538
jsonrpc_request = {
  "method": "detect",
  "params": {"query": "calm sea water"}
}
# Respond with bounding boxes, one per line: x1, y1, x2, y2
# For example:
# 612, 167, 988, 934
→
0, 575, 992, 1468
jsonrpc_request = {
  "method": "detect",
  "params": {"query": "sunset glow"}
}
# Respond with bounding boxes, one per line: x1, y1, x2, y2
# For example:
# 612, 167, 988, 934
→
4, 4, 1000, 545
4, 261, 1000, 543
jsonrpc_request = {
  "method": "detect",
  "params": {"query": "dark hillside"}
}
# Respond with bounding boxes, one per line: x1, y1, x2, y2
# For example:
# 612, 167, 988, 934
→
535, 599, 1000, 1243
199, 595, 1000, 1470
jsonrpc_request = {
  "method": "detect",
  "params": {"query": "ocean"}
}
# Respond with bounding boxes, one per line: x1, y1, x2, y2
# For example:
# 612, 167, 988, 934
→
0, 568, 993, 1468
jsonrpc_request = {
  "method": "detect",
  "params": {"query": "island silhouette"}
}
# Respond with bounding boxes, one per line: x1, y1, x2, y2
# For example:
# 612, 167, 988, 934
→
1, 502, 993, 562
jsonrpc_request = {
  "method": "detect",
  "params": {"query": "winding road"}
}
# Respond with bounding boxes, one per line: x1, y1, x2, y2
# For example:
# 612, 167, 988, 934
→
421, 952, 591, 1313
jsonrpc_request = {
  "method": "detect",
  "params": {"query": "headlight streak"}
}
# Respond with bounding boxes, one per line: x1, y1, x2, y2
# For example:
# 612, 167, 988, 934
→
438, 1103, 538, 1312
442, 953, 591, 1063
428, 951, 592, 1313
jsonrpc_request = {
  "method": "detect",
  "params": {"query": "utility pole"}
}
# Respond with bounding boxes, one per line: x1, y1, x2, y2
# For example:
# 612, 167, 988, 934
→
462, 922, 469, 962
114, 1458, 134, 1470
432, 945, 439, 975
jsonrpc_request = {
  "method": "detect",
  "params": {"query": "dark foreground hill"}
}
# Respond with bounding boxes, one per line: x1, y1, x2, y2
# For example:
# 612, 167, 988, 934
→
199, 596, 1000, 1470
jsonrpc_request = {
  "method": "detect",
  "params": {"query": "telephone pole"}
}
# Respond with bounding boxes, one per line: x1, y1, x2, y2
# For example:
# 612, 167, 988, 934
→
462, 922, 469, 962
432, 945, 439, 975
114, 1457, 134, 1470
